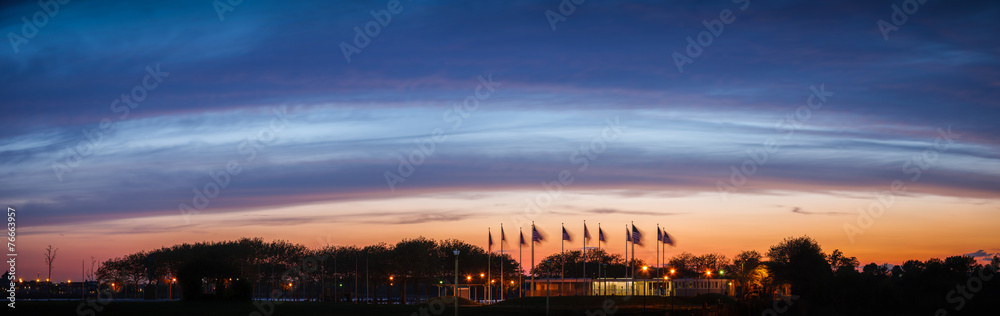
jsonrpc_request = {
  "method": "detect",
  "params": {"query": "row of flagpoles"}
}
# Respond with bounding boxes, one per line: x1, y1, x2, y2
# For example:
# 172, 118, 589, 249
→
486, 221, 677, 299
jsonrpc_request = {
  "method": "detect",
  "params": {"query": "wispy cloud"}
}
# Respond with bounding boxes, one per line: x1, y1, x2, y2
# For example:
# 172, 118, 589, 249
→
790, 207, 851, 216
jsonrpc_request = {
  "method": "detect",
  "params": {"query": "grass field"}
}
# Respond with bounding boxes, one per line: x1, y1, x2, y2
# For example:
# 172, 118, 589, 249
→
19, 295, 723, 316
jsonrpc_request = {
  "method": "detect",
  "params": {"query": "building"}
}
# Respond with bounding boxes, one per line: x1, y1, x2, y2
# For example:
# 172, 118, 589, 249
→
525, 278, 734, 297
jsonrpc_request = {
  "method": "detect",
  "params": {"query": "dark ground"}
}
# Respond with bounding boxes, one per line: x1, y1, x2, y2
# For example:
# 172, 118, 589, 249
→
14, 294, 962, 316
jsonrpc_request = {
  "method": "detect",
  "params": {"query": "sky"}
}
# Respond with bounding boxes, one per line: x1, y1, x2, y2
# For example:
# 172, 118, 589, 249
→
1, 0, 999, 282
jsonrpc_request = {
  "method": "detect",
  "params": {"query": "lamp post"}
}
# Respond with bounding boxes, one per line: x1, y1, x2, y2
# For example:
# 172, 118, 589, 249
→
602, 263, 608, 296
453, 249, 460, 316
545, 260, 552, 316
170, 278, 176, 300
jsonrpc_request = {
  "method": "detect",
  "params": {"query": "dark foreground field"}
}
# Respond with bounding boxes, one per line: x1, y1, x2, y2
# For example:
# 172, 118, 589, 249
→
18, 295, 731, 316
18, 294, 982, 316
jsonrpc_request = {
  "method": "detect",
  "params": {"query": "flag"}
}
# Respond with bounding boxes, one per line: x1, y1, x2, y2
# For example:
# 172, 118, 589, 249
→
520, 230, 527, 245
598, 228, 606, 242
532, 226, 543, 243
662, 229, 675, 246
583, 224, 591, 241
501, 227, 506, 242
489, 230, 494, 249
562, 226, 572, 241
631, 225, 643, 246
657, 228, 662, 242
626, 227, 630, 242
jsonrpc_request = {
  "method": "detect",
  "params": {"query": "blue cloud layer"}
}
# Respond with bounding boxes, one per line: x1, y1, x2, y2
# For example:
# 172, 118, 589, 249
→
1, 0, 998, 225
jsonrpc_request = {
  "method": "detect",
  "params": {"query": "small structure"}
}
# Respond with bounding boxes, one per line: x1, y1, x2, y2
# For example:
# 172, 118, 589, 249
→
670, 278, 735, 296
525, 278, 734, 297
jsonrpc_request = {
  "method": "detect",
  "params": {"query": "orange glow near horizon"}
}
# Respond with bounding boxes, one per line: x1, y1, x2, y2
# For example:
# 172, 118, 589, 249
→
17, 189, 1000, 281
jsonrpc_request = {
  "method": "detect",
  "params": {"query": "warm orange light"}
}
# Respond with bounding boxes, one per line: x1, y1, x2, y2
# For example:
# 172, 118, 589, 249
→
466, 276, 471, 281
642, 266, 648, 271
663, 276, 668, 280
172, 278, 177, 282
68, 280, 71, 283
670, 269, 675, 274
480, 273, 484, 278
491, 280, 495, 283
511, 281, 515, 284
289, 283, 293, 287
389, 276, 394, 281
706, 270, 712, 276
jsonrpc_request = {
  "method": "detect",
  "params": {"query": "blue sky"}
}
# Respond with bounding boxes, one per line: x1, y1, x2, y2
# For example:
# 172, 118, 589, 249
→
1, 0, 999, 280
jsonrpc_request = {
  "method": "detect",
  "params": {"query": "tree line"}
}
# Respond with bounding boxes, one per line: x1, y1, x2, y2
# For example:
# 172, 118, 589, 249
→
90, 235, 999, 314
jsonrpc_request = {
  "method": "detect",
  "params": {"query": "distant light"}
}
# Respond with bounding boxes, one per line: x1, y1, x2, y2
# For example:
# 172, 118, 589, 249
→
389, 276, 394, 281
719, 270, 725, 275
670, 269, 676, 274
663, 276, 668, 280
642, 266, 648, 271
439, 281, 443, 284
480, 273, 485, 278
339, 284, 343, 287
467, 276, 471, 281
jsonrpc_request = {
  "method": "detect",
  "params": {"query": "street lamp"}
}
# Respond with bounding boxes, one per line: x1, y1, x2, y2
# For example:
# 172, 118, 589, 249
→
170, 278, 177, 300
453, 249, 460, 316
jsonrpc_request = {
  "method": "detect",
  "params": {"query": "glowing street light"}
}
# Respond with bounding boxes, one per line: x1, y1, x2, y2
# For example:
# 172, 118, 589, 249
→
453, 249, 460, 316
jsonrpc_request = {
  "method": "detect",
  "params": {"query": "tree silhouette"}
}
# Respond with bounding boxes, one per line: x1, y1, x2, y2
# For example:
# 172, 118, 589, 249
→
44, 245, 58, 282
766, 236, 832, 303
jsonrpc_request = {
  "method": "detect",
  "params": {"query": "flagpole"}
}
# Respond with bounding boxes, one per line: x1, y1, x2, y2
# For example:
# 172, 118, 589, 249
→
519, 227, 523, 299
560, 222, 565, 296
488, 227, 492, 303
625, 225, 629, 279
656, 223, 660, 283
531, 222, 535, 297
583, 220, 587, 286
500, 224, 504, 302
630, 222, 635, 297
597, 223, 602, 296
